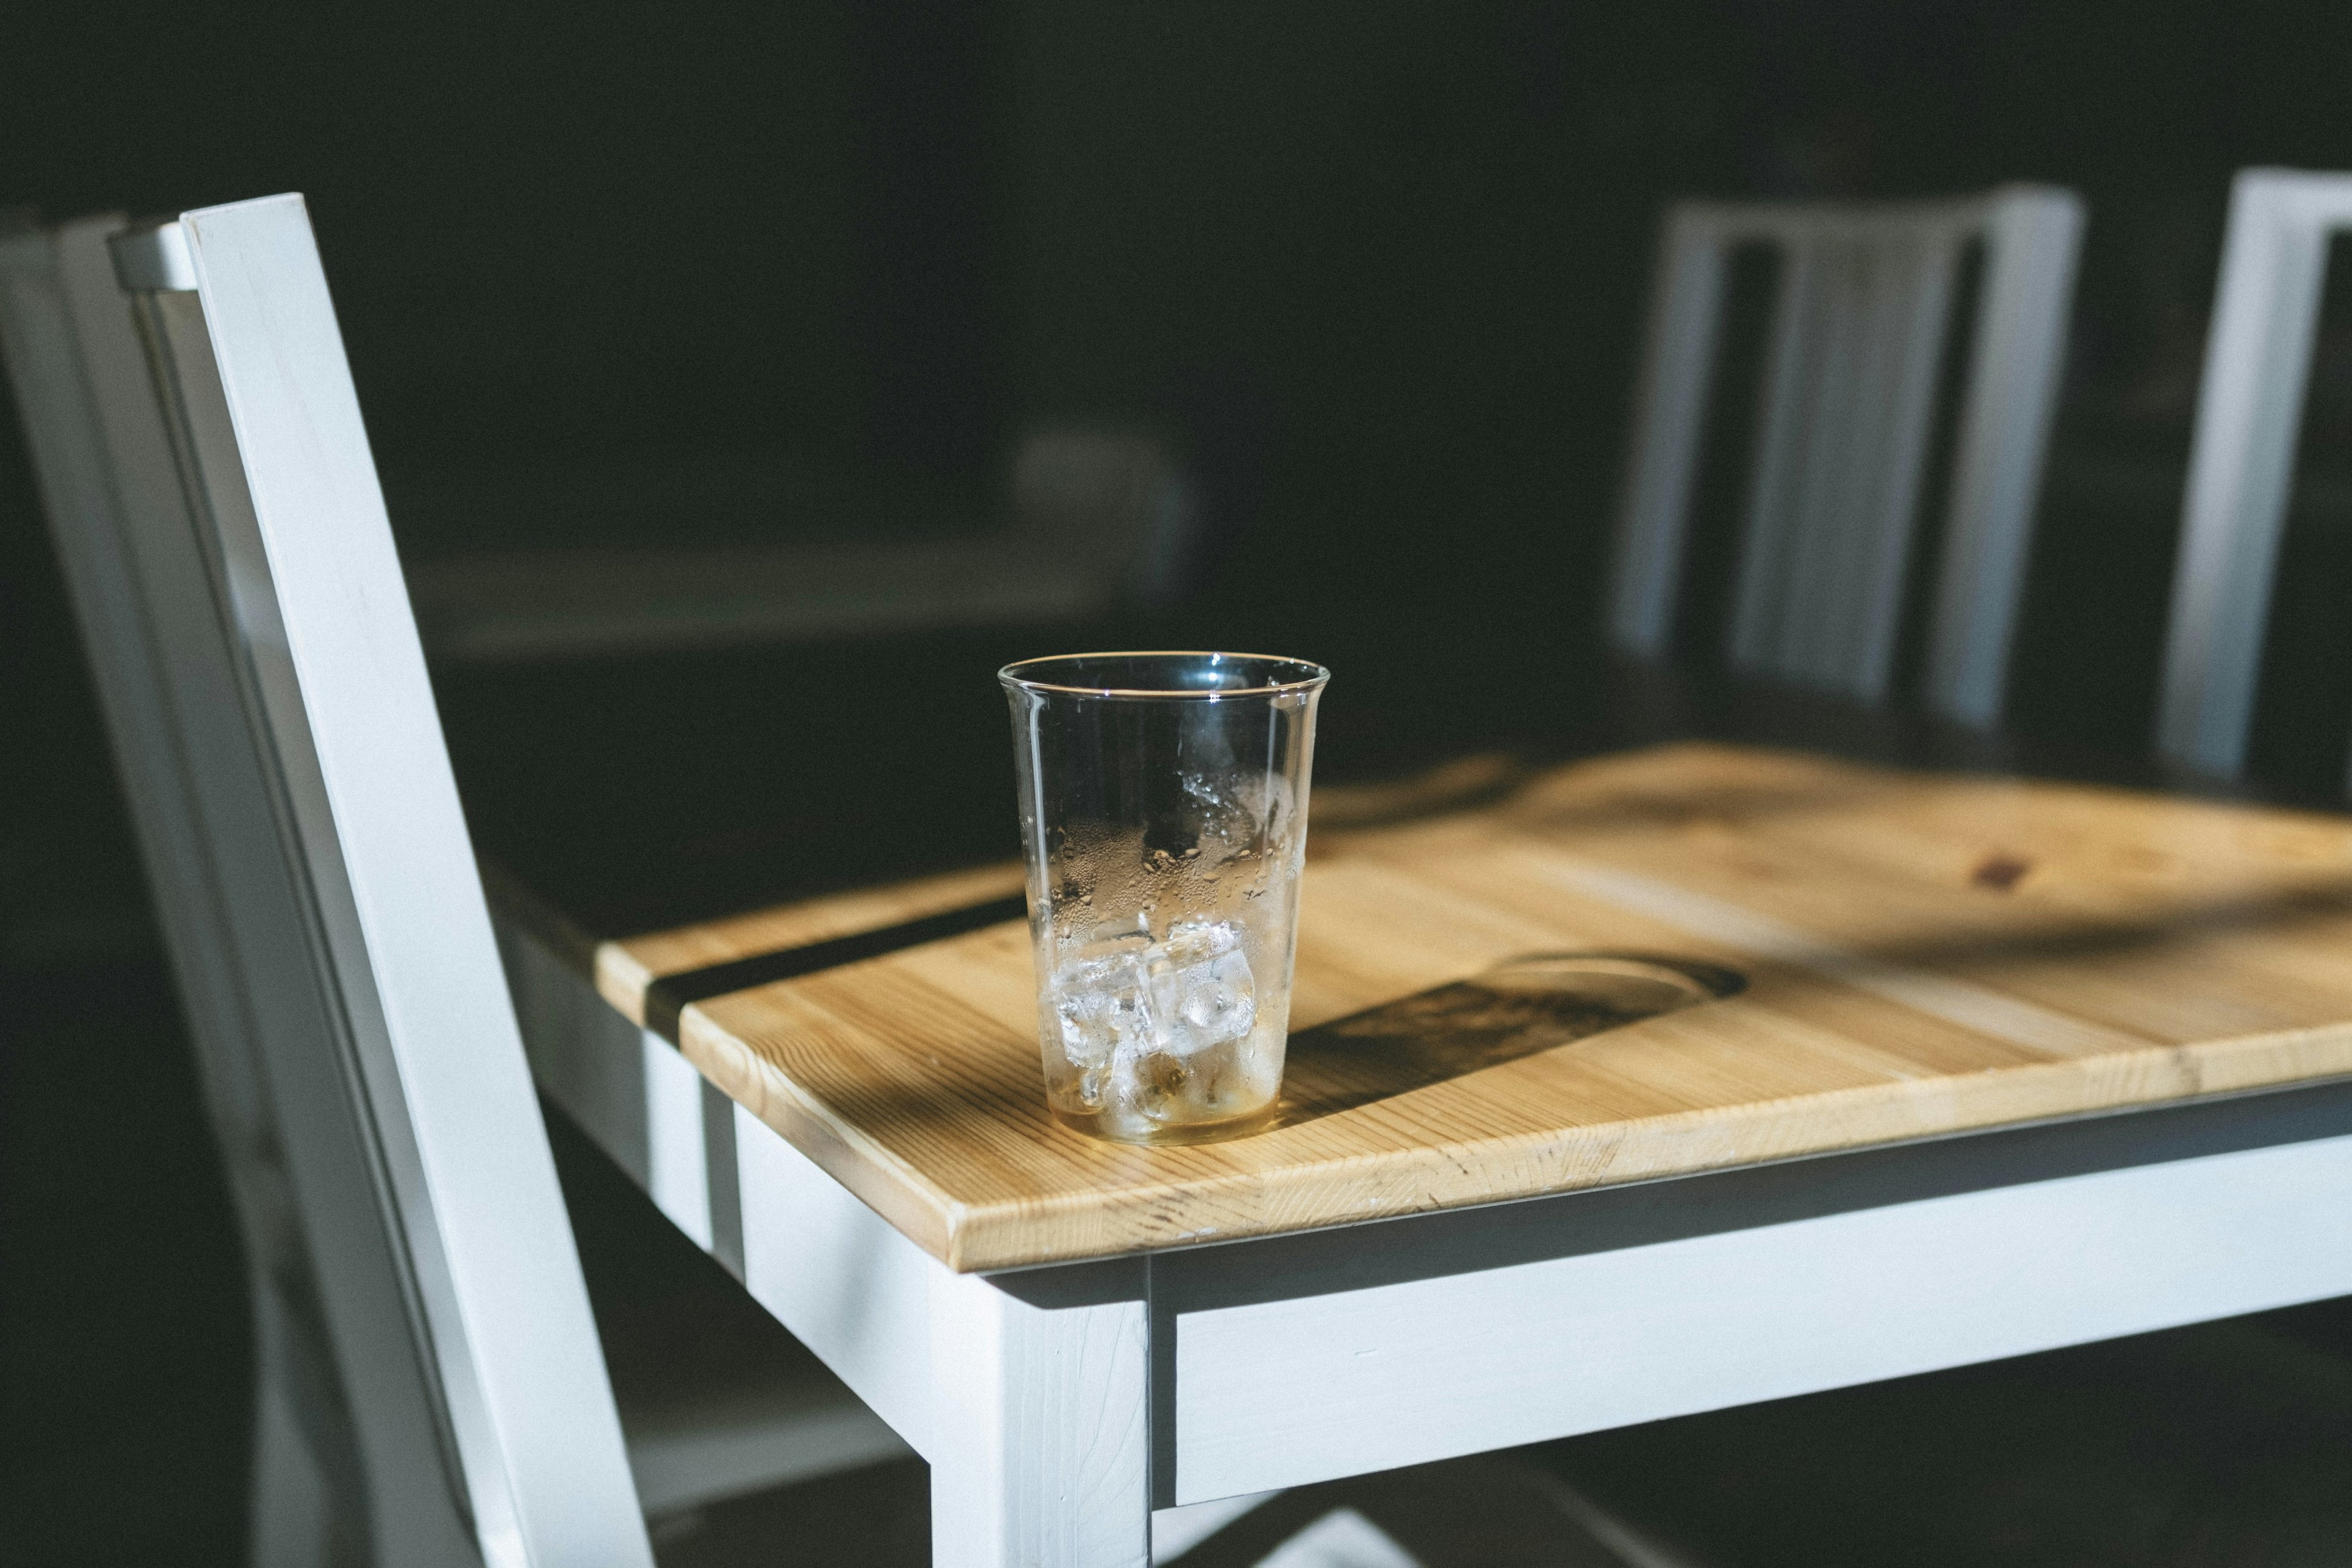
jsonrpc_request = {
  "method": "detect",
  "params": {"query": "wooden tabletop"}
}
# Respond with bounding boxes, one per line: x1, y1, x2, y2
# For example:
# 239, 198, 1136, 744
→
499, 741, 2352, 1272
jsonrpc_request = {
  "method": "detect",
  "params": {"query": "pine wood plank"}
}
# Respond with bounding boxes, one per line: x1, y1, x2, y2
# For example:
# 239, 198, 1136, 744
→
593, 861, 1028, 1024
517, 742, 2352, 1270
581, 755, 1533, 1023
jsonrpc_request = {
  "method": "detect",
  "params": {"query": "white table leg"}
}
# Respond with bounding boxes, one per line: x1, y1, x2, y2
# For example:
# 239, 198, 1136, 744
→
927, 1262, 1152, 1568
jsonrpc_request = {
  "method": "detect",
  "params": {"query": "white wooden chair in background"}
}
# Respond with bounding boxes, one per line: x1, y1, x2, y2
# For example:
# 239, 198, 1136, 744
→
0, 202, 905, 1566
2158, 168, 2352, 783
1610, 185, 2082, 728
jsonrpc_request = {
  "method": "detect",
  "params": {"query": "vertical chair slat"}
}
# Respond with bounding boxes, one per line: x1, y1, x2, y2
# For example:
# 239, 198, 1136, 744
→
1772, 233, 1873, 687
2157, 170, 2350, 779
1727, 230, 1826, 673
1611, 186, 2081, 727
1609, 211, 1732, 656
1851, 230, 1960, 701
1924, 187, 2082, 726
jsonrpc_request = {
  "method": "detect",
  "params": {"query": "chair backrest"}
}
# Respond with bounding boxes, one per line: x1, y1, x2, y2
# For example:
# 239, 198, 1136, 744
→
1, 213, 475, 1564
69, 193, 650, 1566
1610, 184, 2082, 726
0, 214, 282, 1329
2157, 168, 2352, 782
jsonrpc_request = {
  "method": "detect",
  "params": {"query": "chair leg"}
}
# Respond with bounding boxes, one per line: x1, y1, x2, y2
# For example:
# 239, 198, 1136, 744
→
927, 1262, 1152, 1567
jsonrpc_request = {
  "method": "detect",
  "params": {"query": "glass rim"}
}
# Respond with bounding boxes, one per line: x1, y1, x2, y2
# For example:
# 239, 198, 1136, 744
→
998, 650, 1330, 699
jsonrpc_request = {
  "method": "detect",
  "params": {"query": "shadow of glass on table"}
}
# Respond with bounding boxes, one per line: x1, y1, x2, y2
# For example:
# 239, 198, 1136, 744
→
1262, 952, 1747, 1134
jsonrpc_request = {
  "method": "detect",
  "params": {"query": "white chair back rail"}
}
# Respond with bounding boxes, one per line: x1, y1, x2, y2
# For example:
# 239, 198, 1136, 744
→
1, 215, 477, 1566
2158, 168, 2352, 782
107, 196, 652, 1567
1610, 185, 2081, 726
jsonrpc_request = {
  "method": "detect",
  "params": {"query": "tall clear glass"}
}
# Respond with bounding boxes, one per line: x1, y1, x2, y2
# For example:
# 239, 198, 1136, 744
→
1000, 652, 1329, 1144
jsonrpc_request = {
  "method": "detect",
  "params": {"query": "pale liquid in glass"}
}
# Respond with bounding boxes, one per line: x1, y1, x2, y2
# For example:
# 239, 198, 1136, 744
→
1033, 773, 1300, 1142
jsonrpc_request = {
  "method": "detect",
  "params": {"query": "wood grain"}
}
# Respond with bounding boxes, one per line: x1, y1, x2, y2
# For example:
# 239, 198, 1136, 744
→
594, 860, 1027, 1025
513, 743, 2352, 1270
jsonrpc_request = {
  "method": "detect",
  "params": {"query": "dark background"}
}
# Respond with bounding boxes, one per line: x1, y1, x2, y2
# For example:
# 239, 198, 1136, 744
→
13, 1, 2352, 1561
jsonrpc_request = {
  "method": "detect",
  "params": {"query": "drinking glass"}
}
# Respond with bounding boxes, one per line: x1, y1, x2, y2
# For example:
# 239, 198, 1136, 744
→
1000, 652, 1329, 1143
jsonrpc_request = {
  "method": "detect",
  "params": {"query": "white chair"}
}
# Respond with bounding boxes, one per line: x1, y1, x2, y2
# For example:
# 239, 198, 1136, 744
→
1610, 185, 2082, 726
1, 211, 474, 1567
0, 200, 903, 1566
2157, 168, 2352, 782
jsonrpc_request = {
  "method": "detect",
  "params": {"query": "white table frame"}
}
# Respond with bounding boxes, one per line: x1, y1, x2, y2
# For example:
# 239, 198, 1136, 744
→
499, 918, 2352, 1567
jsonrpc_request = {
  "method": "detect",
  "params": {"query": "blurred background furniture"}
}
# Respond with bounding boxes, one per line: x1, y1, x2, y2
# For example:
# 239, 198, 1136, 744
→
1611, 186, 2081, 726
2160, 168, 2352, 782
404, 425, 1196, 662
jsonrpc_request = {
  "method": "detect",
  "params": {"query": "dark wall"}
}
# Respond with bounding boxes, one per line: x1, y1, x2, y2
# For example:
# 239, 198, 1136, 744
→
3, 2, 2348, 567
16, 0, 2352, 949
